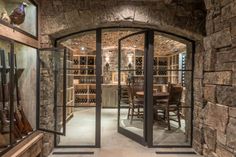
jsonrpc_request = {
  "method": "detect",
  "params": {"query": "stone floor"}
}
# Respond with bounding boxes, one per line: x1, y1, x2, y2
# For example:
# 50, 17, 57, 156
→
58, 108, 190, 146
50, 108, 202, 157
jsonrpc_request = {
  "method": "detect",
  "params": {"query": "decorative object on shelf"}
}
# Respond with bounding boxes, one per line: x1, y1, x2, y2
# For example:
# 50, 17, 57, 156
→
0, 10, 10, 23
9, 2, 28, 25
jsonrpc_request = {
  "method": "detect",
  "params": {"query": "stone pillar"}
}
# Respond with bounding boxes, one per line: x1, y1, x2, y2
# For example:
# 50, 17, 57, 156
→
194, 0, 236, 156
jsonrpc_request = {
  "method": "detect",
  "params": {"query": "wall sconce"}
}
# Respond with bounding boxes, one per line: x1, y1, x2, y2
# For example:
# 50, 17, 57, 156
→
105, 56, 110, 68
128, 55, 132, 68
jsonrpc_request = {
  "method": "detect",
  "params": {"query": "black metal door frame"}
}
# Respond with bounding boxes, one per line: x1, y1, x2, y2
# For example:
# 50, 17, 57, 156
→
53, 29, 102, 148
36, 47, 67, 135
50, 27, 195, 149
117, 30, 152, 146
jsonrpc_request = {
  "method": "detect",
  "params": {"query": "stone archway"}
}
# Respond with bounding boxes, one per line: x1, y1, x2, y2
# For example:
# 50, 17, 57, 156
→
39, 1, 236, 157
39, 1, 207, 156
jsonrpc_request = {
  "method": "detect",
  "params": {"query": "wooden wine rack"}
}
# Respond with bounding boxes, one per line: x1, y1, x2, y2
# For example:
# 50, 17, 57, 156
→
134, 54, 179, 84
73, 55, 96, 107
66, 51, 75, 120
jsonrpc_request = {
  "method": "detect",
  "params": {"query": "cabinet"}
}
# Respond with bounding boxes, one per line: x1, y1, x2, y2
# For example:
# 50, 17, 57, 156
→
101, 85, 118, 108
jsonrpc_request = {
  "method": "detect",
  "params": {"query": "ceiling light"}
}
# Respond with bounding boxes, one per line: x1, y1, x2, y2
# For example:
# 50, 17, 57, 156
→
81, 47, 85, 51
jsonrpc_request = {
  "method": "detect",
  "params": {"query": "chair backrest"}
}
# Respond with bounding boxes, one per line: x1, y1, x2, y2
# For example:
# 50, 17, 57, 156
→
168, 85, 183, 105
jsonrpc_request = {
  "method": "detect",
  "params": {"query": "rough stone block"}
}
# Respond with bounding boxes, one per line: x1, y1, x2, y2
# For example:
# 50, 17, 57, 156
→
203, 102, 229, 133
213, 16, 223, 33
194, 104, 204, 127
220, 0, 233, 6
204, 85, 216, 103
226, 118, 236, 149
212, 28, 232, 49
203, 36, 212, 50
217, 131, 227, 145
194, 79, 203, 101
216, 144, 235, 157
216, 86, 236, 107
206, 20, 214, 35
193, 127, 204, 144
232, 25, 236, 37
203, 126, 217, 151
193, 139, 203, 155
215, 62, 234, 71
204, 0, 214, 10
222, 2, 236, 20
204, 71, 232, 85
194, 43, 204, 78
229, 107, 236, 118
204, 48, 216, 71
216, 50, 231, 64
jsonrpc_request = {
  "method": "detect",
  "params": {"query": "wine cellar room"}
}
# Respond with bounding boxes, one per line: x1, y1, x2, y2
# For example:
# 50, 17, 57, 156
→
54, 29, 191, 147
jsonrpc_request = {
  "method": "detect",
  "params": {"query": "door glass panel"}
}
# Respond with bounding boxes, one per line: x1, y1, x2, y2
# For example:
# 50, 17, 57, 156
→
56, 30, 96, 146
38, 48, 66, 135
152, 33, 192, 146
118, 32, 145, 139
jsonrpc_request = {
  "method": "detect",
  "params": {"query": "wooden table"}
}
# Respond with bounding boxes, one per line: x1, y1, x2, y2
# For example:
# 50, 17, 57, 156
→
136, 91, 169, 98
136, 91, 169, 121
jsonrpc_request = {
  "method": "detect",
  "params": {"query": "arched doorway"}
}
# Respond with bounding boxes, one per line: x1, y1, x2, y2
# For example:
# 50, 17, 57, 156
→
41, 27, 194, 149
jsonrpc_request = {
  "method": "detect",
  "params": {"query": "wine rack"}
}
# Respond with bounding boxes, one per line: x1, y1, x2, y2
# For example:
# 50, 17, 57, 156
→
74, 84, 96, 107
134, 54, 179, 85
168, 54, 179, 84
135, 57, 143, 75
73, 55, 96, 107
66, 50, 75, 120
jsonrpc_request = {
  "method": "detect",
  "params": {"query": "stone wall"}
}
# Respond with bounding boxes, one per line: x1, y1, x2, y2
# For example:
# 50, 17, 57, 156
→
192, 0, 236, 157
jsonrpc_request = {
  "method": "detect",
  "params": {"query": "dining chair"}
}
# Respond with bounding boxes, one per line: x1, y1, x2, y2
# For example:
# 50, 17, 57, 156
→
156, 85, 183, 130
127, 84, 144, 124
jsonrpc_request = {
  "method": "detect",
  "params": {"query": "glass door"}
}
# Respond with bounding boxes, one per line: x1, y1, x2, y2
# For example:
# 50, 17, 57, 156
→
151, 32, 194, 147
37, 48, 67, 135
54, 30, 102, 148
118, 31, 148, 145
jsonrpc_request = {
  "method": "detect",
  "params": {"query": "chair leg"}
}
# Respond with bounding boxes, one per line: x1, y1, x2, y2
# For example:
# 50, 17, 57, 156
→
163, 110, 166, 120
137, 106, 140, 118
130, 107, 134, 124
177, 109, 181, 128
127, 107, 130, 119
166, 110, 171, 130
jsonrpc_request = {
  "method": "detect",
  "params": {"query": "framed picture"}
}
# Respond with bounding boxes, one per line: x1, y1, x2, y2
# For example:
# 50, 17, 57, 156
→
112, 72, 126, 84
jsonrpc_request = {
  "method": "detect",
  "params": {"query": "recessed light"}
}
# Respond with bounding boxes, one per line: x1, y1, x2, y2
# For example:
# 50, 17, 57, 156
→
81, 47, 85, 51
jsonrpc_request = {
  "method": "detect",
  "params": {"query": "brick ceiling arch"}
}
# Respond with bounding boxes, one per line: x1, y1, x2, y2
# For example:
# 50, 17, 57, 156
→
40, 0, 206, 47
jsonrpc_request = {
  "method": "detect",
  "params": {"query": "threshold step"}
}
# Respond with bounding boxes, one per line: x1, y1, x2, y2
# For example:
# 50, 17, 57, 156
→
155, 148, 202, 156
52, 151, 94, 155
